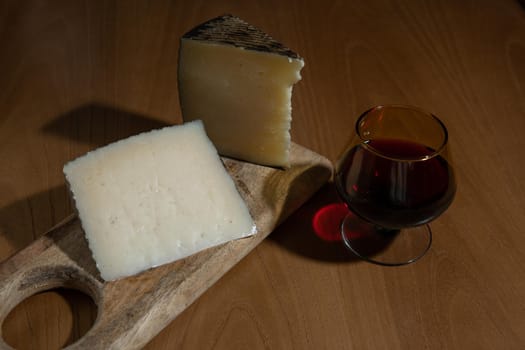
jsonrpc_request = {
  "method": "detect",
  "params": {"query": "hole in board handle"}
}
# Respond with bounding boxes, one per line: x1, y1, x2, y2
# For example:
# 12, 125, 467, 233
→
0, 265, 102, 349
2, 287, 98, 349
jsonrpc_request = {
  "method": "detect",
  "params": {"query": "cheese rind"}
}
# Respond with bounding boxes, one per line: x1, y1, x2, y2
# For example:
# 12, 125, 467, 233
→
63, 120, 256, 281
178, 15, 304, 168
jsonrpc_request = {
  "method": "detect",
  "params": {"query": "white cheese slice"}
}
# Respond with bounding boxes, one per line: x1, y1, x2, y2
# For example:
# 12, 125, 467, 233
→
178, 14, 304, 168
63, 120, 256, 281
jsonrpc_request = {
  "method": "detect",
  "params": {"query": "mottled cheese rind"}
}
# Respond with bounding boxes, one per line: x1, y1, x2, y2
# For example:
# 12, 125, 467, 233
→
63, 120, 256, 281
182, 14, 301, 59
178, 15, 304, 168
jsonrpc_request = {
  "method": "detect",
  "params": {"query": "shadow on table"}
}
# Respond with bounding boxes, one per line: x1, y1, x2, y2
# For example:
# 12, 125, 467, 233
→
41, 103, 171, 148
0, 185, 70, 261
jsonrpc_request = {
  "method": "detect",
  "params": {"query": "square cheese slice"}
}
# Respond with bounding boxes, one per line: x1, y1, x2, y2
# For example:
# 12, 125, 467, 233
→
63, 120, 256, 281
178, 14, 304, 168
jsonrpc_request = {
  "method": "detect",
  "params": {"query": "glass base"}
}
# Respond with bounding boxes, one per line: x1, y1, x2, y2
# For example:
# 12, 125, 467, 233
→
340, 213, 432, 266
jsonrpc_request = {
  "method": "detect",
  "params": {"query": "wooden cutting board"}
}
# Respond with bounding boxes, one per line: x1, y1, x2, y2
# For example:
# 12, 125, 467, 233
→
0, 143, 332, 349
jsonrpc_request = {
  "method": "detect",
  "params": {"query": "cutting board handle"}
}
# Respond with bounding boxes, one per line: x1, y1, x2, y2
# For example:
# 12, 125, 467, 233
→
0, 215, 104, 348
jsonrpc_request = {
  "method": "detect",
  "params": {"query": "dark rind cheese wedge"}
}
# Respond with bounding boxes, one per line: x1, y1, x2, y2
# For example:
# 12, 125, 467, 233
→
178, 14, 305, 168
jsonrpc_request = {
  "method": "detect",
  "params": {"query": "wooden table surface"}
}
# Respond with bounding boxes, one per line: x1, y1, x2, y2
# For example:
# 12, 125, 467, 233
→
1, 0, 525, 349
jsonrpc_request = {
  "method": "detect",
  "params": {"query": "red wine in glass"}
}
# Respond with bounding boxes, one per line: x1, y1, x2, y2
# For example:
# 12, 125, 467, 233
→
335, 106, 456, 265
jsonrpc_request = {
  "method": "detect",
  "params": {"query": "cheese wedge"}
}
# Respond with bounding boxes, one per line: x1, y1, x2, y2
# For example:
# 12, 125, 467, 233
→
63, 120, 256, 281
178, 14, 304, 168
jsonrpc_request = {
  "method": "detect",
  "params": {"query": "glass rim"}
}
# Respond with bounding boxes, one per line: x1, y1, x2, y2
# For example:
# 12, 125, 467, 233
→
355, 104, 449, 162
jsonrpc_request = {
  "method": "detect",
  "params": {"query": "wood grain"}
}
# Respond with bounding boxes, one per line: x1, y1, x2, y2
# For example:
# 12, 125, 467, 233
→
1, 0, 525, 349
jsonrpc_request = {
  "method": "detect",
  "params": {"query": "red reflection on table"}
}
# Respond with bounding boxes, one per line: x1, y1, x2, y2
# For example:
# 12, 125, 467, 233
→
312, 202, 348, 241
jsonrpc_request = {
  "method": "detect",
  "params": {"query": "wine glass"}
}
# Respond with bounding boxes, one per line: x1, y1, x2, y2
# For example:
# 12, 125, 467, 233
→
334, 105, 456, 265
